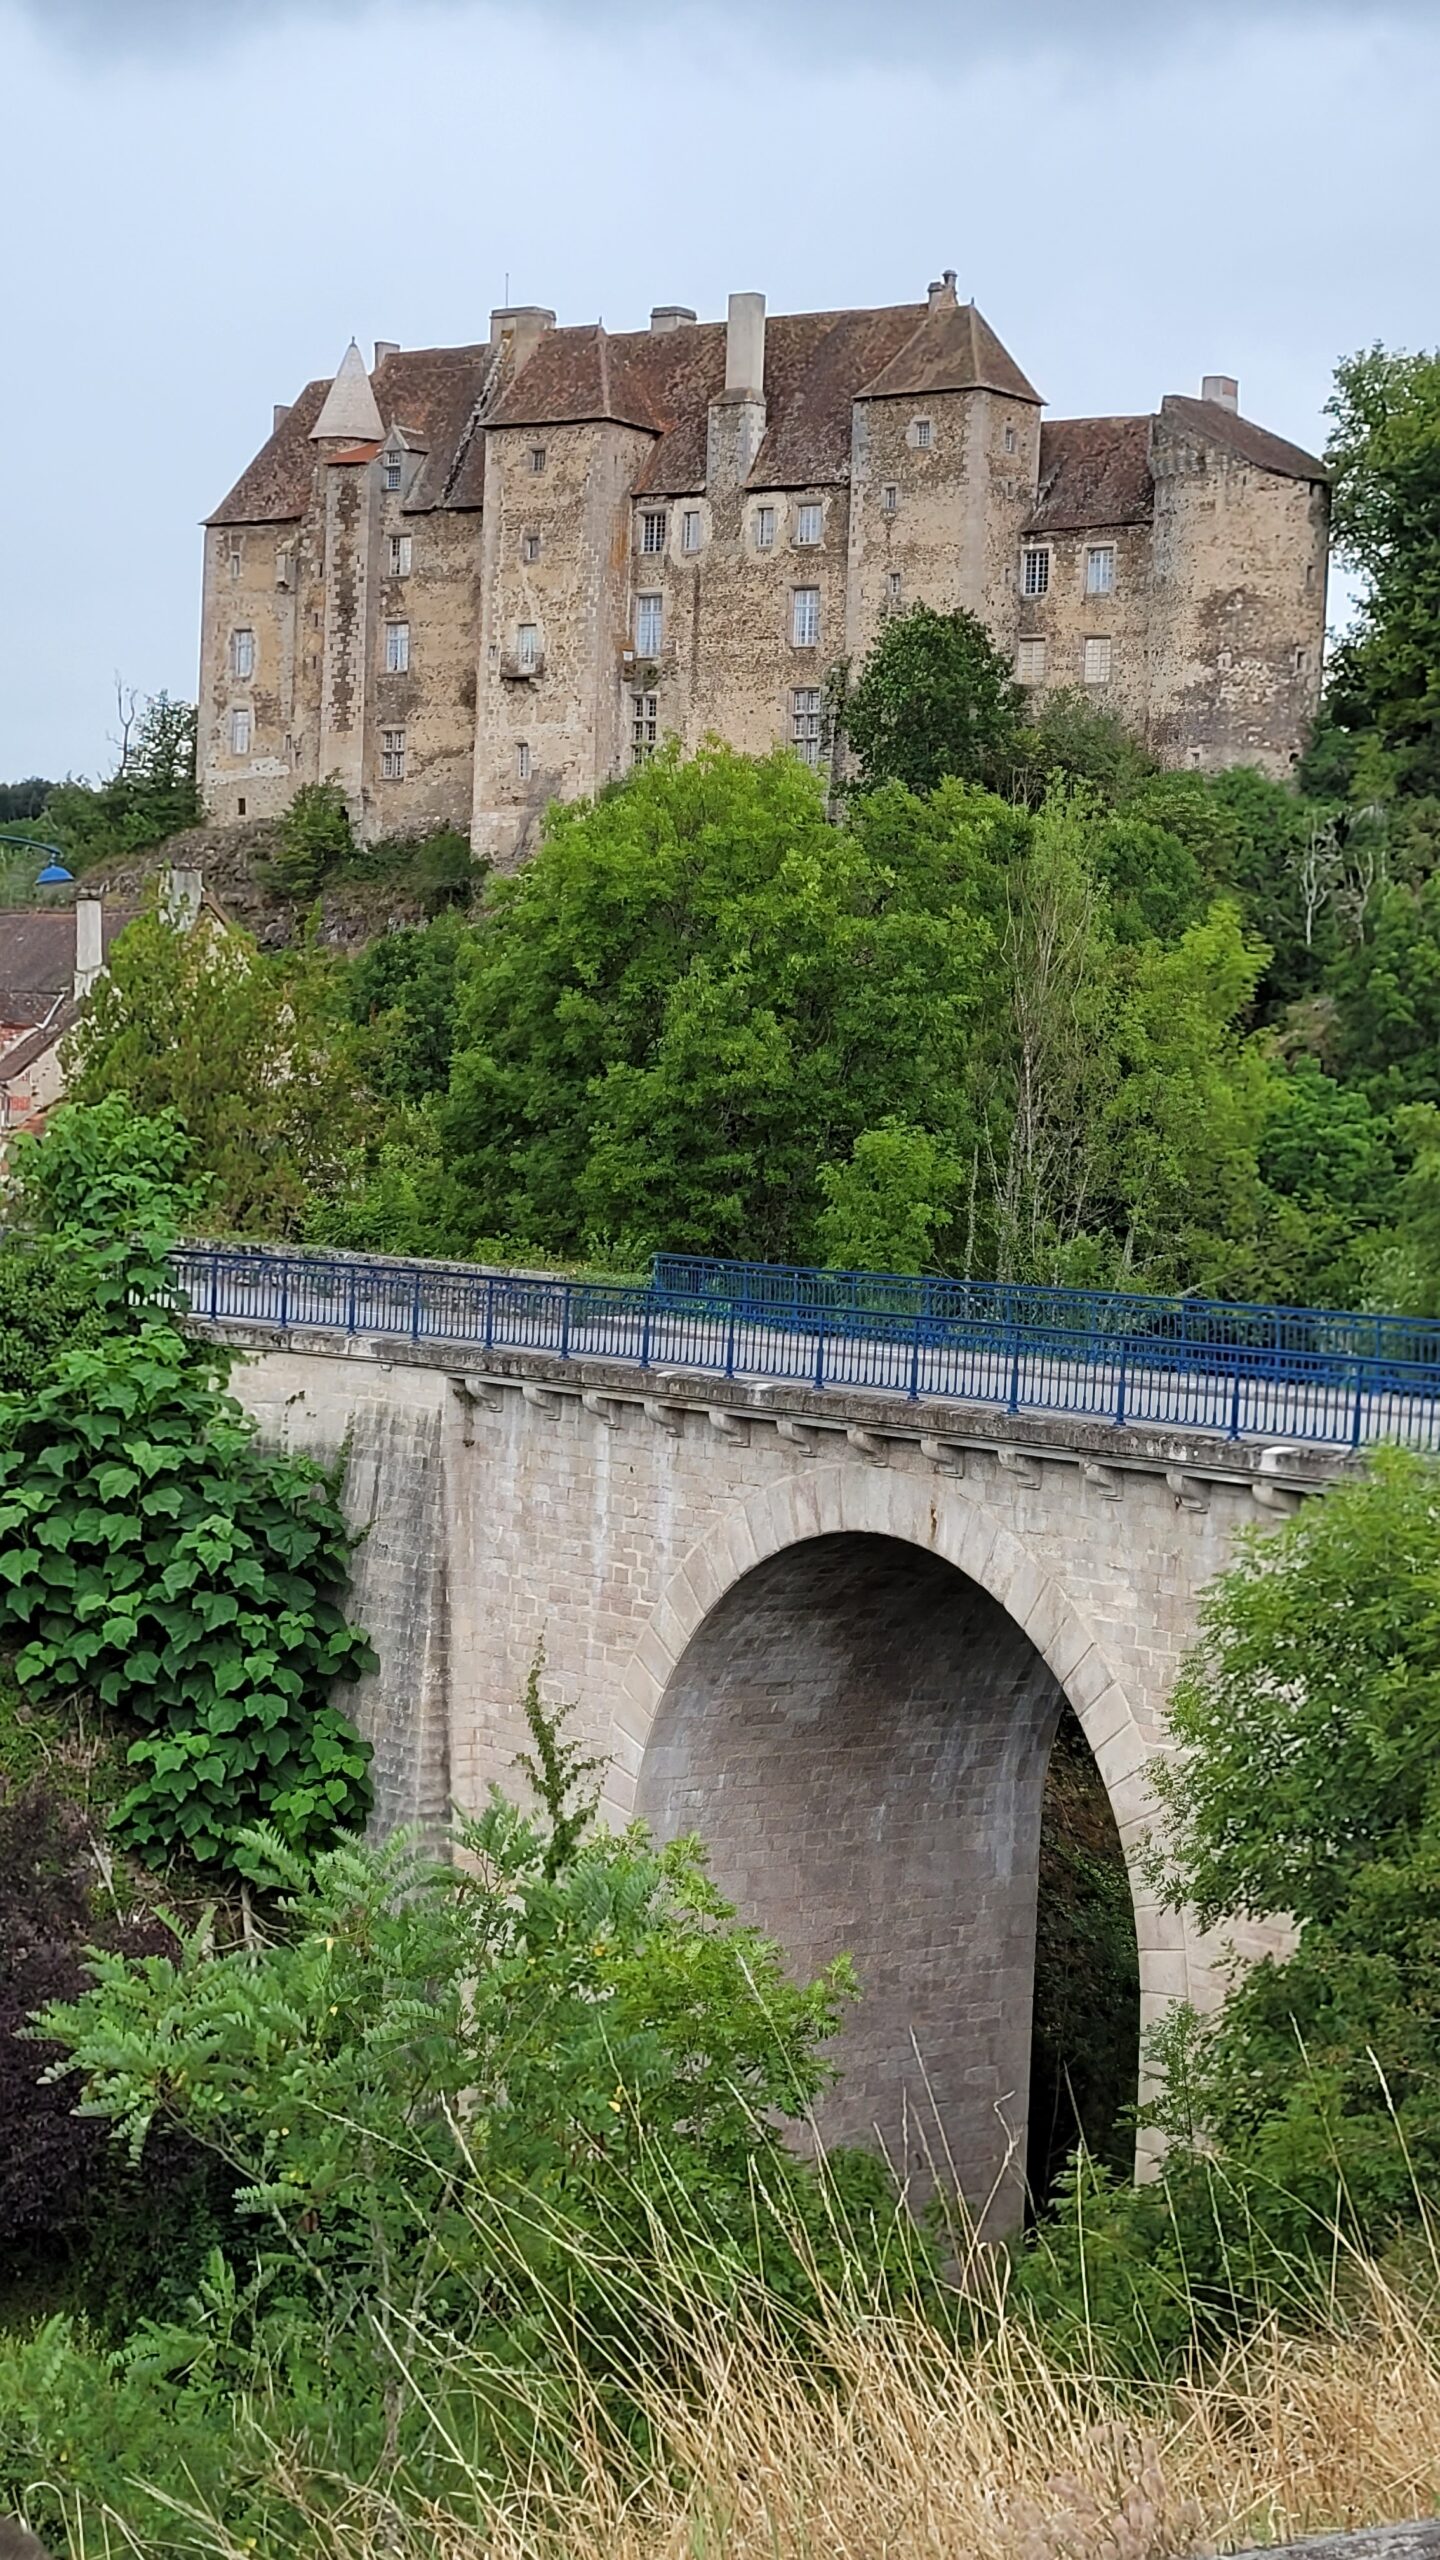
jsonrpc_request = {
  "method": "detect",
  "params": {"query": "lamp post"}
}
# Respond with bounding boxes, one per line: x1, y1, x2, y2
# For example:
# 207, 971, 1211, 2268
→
0, 833, 73, 885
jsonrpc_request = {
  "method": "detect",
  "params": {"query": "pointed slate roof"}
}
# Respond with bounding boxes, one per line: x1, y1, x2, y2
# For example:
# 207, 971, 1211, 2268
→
310, 341, 385, 443
858, 301, 1041, 406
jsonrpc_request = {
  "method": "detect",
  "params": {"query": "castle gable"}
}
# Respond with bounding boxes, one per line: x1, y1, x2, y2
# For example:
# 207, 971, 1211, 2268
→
1158, 394, 1325, 483
208, 344, 496, 526
857, 300, 1041, 407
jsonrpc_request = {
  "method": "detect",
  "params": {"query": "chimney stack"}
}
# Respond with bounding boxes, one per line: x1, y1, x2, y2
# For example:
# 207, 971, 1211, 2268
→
273, 402, 292, 434
724, 291, 766, 396
74, 897, 103, 999
1202, 373, 1240, 413
928, 269, 959, 313
489, 306, 557, 370
162, 869, 204, 935
373, 340, 400, 370
650, 305, 697, 335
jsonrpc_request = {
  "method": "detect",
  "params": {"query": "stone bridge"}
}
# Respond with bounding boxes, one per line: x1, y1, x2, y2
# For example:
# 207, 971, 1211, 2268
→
217, 1315, 1351, 2224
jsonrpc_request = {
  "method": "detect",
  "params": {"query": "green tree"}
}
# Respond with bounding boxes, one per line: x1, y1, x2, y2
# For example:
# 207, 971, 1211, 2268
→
1324, 343, 1440, 798
816, 1119, 964, 1273
65, 901, 363, 1237
842, 604, 1024, 795
270, 781, 354, 901
40, 692, 199, 872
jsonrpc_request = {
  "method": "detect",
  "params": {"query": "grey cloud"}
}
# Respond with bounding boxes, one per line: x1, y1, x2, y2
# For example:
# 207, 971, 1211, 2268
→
15, 0, 1435, 55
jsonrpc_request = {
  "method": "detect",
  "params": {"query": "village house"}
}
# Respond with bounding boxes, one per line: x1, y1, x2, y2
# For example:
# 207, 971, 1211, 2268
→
199, 276, 1330, 868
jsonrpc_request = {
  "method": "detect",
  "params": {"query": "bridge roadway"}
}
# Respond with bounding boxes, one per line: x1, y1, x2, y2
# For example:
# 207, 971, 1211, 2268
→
173, 1244, 1435, 1458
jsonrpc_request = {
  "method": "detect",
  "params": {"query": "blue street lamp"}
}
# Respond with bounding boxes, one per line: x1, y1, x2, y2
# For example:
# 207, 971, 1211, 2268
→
0, 832, 73, 885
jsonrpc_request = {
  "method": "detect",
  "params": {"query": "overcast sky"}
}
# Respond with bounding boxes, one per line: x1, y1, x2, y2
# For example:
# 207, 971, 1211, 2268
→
2, 0, 1435, 781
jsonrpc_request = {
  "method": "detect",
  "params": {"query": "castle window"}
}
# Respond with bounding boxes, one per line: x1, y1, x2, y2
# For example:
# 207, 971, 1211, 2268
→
635, 592, 664, 656
1083, 636, 1112, 685
640, 510, 668, 555
754, 505, 776, 551
237, 797, 247, 817
381, 726, 406, 780
229, 707, 252, 756
529, 445, 547, 474
911, 417, 933, 451
517, 741, 532, 781
1022, 545, 1050, 598
792, 687, 823, 766
389, 535, 413, 576
227, 546, 242, 580
1017, 637, 1047, 684
881, 483, 899, 515
631, 692, 659, 764
383, 455, 403, 492
1086, 544, 1116, 597
230, 627, 255, 679
517, 622, 540, 671
1294, 644, 1311, 675
795, 502, 822, 546
887, 570, 903, 607
522, 530, 542, 563
1004, 425, 1018, 455
385, 620, 411, 674
682, 509, 702, 554
791, 586, 821, 648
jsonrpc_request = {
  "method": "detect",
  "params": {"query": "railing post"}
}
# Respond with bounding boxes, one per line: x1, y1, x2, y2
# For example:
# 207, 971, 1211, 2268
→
278, 1256, 290, 1331
907, 1303, 922, 1401
484, 1275, 496, 1355
410, 1265, 422, 1341
1114, 1338, 1128, 1429
1006, 1327, 1022, 1415
346, 1260, 357, 1336
813, 1307, 827, 1391
208, 1252, 219, 1320
725, 1305, 736, 1380
639, 1289, 652, 1371
559, 1283, 572, 1361
1227, 1361, 1243, 1442
1351, 1360, 1366, 1451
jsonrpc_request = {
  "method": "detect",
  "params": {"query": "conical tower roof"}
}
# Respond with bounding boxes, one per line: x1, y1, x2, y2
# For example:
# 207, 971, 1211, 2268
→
310, 341, 385, 443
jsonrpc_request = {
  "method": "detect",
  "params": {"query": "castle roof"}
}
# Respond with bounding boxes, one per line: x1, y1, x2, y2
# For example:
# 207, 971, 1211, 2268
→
208, 343, 498, 525
857, 300, 1042, 405
1159, 394, 1326, 483
0, 907, 141, 1034
310, 341, 385, 443
1029, 417, 1155, 531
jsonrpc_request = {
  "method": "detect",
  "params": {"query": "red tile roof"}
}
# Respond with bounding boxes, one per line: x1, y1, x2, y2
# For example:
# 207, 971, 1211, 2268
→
1028, 417, 1155, 532
0, 907, 140, 1030
208, 344, 498, 525
1159, 395, 1326, 483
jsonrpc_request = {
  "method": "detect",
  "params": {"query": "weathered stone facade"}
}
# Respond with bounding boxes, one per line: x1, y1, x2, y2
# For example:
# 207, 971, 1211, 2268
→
201, 283, 1329, 864
224, 1325, 1338, 2225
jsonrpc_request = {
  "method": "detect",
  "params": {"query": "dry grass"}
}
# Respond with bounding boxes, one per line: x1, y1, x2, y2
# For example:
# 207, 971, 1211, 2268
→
158, 2263, 1440, 2560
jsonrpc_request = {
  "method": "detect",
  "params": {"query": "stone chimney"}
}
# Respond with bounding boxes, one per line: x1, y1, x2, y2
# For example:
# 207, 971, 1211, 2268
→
724, 291, 766, 395
273, 402, 292, 434
928, 269, 959, 313
707, 293, 768, 500
650, 305, 697, 335
489, 306, 556, 371
74, 897, 103, 999
161, 868, 204, 934
1202, 373, 1240, 413
373, 339, 400, 369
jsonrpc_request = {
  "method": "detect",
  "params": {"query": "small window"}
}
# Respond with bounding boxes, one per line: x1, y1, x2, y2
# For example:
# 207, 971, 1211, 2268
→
912, 416, 933, 450
880, 483, 899, 515
1083, 636, 1112, 685
1004, 424, 1018, 455
1218, 646, 1233, 672
635, 592, 664, 656
237, 796, 247, 817
640, 509, 668, 555
230, 627, 255, 679
1294, 644, 1311, 675
227, 547, 242, 581
887, 569, 903, 607
389, 535, 413, 576
795, 502, 822, 546
791, 686, 823, 767
1017, 637, 1047, 685
791, 586, 821, 648
1086, 544, 1116, 597
516, 622, 539, 671
381, 726, 406, 780
229, 707, 252, 755
517, 741, 532, 781
385, 619, 411, 674
1022, 546, 1050, 598
631, 691, 659, 765
383, 455, 403, 492
521, 530, 542, 564
754, 505, 776, 551
529, 445, 547, 474
681, 508, 702, 554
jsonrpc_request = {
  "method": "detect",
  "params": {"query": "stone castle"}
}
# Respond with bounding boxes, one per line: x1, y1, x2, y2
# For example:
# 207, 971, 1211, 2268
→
200, 275, 1330, 865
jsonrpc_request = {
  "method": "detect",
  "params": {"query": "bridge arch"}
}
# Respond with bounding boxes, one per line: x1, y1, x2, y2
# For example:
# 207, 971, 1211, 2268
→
611, 1464, 1173, 2224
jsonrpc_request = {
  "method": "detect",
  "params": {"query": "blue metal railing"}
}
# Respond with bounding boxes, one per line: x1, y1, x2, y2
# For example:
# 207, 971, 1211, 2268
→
169, 1242, 1440, 1453
650, 1253, 1440, 1370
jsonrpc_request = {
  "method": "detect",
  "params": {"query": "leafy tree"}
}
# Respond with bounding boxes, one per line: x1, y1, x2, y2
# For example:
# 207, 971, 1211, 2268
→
842, 604, 1024, 795
441, 746, 992, 1263
1324, 343, 1440, 798
270, 781, 354, 901
40, 692, 199, 871
64, 901, 364, 1237
1252, 1062, 1409, 1308
816, 1119, 964, 1273
1002, 687, 1157, 810
0, 780, 54, 824
345, 912, 469, 1102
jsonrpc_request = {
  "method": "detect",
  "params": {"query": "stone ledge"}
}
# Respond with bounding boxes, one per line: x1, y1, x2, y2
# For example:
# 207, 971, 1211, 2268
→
193, 1319, 1356, 1493
1229, 2526, 1440, 2557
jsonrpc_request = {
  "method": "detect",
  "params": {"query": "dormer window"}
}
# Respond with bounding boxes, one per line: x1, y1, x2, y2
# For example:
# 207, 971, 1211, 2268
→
383, 452, 403, 492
